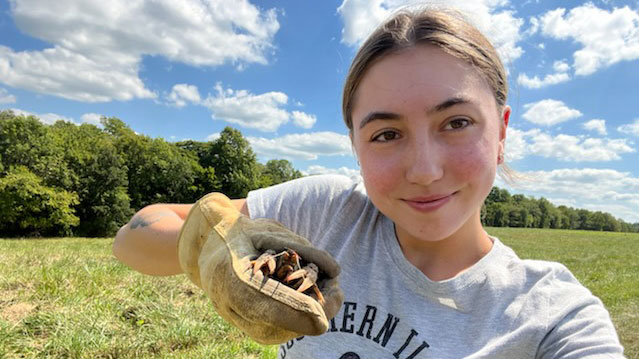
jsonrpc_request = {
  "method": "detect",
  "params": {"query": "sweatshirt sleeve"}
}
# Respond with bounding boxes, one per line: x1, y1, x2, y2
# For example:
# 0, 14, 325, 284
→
536, 264, 625, 359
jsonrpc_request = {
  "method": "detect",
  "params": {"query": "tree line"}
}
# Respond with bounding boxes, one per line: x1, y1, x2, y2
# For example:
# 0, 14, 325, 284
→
1, 110, 637, 237
482, 187, 639, 233
0, 110, 300, 237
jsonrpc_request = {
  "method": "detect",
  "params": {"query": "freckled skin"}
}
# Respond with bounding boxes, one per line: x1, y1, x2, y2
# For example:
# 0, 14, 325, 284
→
350, 45, 510, 279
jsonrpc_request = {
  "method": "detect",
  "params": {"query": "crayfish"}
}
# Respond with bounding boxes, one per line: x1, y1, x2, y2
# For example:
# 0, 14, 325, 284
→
248, 248, 325, 305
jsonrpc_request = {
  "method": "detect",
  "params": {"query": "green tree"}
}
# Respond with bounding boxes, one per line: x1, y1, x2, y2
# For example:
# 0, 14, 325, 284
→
577, 209, 591, 230
104, 117, 204, 209
0, 166, 79, 236
585, 211, 608, 231
507, 205, 532, 228
492, 203, 510, 227
601, 213, 621, 232
205, 127, 262, 198
262, 159, 303, 186
537, 198, 558, 229
50, 121, 132, 236
558, 205, 580, 229
175, 140, 211, 163
486, 187, 511, 204
0, 110, 72, 188
175, 140, 220, 194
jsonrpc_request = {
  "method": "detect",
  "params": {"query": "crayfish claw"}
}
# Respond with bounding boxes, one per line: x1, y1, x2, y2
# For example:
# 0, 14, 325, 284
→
295, 277, 316, 293
249, 249, 277, 275
284, 268, 306, 282
313, 285, 325, 305
249, 249, 325, 305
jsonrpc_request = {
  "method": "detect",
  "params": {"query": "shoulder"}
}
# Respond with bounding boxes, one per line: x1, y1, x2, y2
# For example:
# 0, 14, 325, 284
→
492, 244, 623, 357
525, 262, 624, 357
245, 174, 370, 231
486, 240, 595, 310
518, 258, 584, 296
502, 251, 588, 301
275, 174, 361, 194
488, 239, 580, 287
522, 260, 602, 315
248, 174, 365, 209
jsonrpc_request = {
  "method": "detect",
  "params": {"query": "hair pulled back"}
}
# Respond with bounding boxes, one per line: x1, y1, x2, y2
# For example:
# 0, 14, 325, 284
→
342, 7, 508, 131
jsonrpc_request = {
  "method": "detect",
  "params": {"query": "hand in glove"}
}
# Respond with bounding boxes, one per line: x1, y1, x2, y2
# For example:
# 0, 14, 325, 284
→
177, 192, 344, 344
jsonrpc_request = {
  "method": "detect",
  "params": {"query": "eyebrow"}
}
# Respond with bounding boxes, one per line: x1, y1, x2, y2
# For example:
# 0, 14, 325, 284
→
358, 96, 473, 130
358, 111, 401, 130
427, 97, 472, 115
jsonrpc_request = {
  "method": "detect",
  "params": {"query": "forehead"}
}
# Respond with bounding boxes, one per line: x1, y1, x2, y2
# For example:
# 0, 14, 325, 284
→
352, 45, 496, 119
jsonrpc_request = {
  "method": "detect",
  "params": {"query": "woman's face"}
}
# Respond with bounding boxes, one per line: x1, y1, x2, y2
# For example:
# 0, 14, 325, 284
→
350, 45, 510, 244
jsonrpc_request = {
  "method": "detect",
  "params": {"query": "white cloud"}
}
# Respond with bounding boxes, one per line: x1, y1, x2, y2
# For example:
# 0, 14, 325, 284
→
517, 72, 570, 89
505, 127, 634, 162
303, 165, 361, 180
167, 84, 201, 107
504, 127, 530, 162
80, 113, 103, 126
525, 16, 540, 36
582, 119, 607, 136
337, 0, 390, 47
528, 134, 633, 162
337, 0, 525, 64
522, 99, 582, 126
247, 132, 352, 160
0, 0, 280, 102
517, 60, 571, 89
202, 83, 290, 132
10, 108, 73, 125
539, 4, 639, 76
552, 60, 570, 73
200, 83, 319, 132
0, 88, 16, 104
497, 168, 639, 223
617, 119, 639, 136
291, 111, 317, 129
0, 45, 155, 102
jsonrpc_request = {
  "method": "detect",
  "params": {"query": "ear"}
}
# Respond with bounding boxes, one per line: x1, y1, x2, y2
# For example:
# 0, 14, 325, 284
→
499, 105, 511, 149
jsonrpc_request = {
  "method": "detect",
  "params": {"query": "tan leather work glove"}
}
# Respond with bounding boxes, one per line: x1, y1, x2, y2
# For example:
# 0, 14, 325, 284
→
177, 192, 344, 344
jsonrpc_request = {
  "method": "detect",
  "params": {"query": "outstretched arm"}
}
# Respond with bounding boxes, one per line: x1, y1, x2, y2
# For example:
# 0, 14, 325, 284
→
113, 200, 248, 276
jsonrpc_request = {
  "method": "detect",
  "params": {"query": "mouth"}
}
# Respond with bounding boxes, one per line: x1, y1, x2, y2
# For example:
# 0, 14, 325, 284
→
401, 192, 457, 212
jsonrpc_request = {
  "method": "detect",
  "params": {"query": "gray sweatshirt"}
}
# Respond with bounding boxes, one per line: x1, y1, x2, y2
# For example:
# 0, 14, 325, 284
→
247, 174, 624, 359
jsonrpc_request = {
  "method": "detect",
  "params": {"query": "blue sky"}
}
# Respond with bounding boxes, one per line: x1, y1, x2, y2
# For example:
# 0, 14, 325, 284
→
1, 0, 638, 223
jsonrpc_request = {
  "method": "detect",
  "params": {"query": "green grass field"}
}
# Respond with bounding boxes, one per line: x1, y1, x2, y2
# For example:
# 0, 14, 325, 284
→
0, 228, 637, 358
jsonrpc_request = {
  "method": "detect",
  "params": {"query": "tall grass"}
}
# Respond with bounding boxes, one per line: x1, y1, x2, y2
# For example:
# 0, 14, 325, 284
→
1, 228, 637, 358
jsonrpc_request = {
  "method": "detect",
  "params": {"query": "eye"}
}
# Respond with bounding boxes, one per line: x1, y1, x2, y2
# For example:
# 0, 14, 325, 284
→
444, 117, 472, 131
371, 130, 401, 142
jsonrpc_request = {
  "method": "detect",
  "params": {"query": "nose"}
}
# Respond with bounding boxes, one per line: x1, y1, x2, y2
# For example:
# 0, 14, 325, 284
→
404, 137, 444, 186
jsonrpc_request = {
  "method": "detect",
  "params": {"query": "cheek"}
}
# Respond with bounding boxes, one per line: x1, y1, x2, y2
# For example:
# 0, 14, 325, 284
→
359, 153, 404, 194
450, 141, 497, 183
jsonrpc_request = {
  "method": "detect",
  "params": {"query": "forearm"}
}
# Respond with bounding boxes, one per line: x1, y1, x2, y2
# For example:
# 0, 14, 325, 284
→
113, 205, 185, 276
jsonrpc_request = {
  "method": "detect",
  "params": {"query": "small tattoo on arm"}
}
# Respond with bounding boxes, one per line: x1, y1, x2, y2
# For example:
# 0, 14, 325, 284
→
130, 212, 178, 229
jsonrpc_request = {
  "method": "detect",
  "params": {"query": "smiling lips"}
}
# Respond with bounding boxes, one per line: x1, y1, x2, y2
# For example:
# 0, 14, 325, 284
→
402, 192, 456, 212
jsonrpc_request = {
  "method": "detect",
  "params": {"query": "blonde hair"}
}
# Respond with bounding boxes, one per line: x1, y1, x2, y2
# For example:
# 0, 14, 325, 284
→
342, 7, 507, 130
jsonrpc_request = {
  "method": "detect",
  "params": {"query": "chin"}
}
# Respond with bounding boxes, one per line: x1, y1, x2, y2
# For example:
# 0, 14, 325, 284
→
399, 216, 465, 243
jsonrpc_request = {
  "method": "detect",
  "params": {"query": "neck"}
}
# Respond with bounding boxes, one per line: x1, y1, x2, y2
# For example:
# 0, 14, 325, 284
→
395, 212, 493, 281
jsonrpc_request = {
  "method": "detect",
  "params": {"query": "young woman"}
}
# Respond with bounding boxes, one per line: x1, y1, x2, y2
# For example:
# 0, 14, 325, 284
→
113, 7, 624, 358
